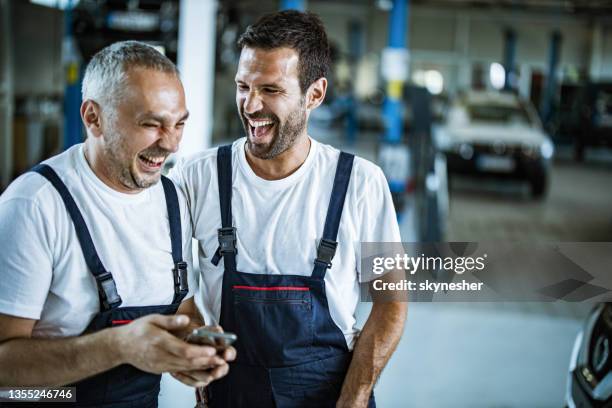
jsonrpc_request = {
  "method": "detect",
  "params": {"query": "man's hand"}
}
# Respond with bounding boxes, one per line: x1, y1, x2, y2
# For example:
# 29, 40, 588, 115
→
169, 318, 202, 341
336, 301, 407, 408
336, 392, 371, 408
115, 314, 227, 375
170, 298, 206, 340
171, 325, 237, 387
0, 312, 229, 387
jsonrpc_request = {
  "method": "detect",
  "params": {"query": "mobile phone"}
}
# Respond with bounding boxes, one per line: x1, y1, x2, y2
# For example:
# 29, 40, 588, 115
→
186, 327, 237, 350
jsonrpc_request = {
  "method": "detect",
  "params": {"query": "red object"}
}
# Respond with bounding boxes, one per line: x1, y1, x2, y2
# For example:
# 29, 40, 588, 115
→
111, 319, 133, 325
233, 285, 309, 291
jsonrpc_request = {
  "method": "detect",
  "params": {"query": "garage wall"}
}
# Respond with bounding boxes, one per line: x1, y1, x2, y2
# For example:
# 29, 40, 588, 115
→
309, 3, 596, 94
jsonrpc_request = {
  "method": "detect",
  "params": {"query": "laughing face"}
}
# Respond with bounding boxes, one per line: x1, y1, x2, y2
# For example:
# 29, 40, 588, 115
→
235, 47, 308, 159
95, 67, 188, 192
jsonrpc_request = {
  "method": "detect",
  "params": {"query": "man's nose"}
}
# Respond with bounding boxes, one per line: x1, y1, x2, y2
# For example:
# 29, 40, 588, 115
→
158, 127, 181, 154
243, 91, 263, 115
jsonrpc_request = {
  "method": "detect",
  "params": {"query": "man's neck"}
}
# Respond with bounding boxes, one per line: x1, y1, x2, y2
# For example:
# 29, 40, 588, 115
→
245, 135, 311, 181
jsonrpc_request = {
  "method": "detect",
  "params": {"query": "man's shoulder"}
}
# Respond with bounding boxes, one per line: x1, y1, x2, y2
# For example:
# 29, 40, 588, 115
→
175, 144, 225, 174
179, 146, 218, 166
0, 172, 53, 207
0, 145, 81, 210
172, 140, 246, 186
351, 155, 384, 182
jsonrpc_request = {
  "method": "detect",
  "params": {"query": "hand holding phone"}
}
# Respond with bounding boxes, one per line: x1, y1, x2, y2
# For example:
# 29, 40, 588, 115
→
185, 327, 237, 352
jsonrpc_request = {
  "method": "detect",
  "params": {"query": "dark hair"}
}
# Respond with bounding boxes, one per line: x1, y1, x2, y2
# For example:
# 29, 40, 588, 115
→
237, 10, 331, 94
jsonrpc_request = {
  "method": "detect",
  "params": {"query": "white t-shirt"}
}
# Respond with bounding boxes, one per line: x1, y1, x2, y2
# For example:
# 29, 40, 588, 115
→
0, 144, 195, 338
171, 137, 401, 349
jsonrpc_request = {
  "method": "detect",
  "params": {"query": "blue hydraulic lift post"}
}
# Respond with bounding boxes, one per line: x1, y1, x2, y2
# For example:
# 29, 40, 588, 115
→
389, 0, 408, 49
280, 0, 304, 11
62, 0, 83, 150
503, 29, 516, 91
540, 31, 561, 128
379, 0, 410, 203
382, 0, 409, 146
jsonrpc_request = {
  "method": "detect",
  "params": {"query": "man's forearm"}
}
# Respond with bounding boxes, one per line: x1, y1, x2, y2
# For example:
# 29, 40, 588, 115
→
338, 301, 407, 407
0, 328, 122, 387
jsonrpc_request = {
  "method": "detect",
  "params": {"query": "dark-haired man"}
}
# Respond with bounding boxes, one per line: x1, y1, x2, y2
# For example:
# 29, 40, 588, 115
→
172, 11, 406, 408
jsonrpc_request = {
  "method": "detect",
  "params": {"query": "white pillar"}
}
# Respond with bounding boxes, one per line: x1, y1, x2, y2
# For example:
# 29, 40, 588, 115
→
0, 0, 14, 189
176, 0, 217, 158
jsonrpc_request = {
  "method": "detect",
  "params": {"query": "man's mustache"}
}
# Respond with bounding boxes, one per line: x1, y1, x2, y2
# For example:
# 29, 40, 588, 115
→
139, 147, 171, 157
241, 111, 278, 122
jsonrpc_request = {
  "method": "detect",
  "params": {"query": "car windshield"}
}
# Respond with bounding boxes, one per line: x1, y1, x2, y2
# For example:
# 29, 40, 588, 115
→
468, 104, 531, 125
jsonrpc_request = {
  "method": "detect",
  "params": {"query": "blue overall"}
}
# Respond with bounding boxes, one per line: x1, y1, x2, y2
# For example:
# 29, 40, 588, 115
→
22, 164, 189, 407
206, 145, 375, 408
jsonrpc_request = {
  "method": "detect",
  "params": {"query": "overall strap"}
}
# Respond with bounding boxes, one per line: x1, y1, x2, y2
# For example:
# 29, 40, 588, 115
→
210, 145, 237, 272
31, 164, 122, 310
160, 176, 189, 304
312, 152, 355, 279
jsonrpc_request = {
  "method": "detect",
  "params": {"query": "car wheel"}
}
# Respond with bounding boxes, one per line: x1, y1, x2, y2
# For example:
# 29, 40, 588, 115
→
529, 165, 548, 199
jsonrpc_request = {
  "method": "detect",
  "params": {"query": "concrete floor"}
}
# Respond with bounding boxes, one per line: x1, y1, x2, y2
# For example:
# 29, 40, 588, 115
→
358, 302, 587, 408
160, 134, 612, 407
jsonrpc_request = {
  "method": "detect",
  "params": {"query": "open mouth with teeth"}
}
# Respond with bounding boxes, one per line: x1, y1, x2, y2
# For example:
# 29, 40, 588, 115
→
248, 118, 276, 141
138, 154, 165, 171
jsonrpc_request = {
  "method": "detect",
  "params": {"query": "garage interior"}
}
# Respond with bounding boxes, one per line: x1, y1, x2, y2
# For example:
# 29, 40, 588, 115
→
1, 0, 611, 406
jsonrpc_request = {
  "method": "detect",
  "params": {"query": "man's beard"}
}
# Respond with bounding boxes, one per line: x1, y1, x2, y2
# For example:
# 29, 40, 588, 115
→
103, 126, 166, 190
242, 101, 307, 160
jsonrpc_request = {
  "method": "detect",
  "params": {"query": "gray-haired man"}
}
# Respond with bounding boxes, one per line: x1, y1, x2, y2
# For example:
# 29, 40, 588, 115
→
0, 41, 234, 407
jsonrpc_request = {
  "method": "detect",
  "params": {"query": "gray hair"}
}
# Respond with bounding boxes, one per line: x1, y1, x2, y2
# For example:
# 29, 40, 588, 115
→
81, 41, 179, 113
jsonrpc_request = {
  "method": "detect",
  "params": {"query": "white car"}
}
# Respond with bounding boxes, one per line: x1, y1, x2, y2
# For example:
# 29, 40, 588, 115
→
566, 303, 612, 408
435, 91, 554, 198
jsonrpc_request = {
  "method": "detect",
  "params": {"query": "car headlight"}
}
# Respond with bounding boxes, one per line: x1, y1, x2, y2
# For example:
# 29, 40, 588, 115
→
540, 139, 554, 160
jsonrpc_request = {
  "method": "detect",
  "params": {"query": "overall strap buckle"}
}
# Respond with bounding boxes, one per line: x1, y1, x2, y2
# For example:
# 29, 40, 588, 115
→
315, 238, 338, 269
173, 261, 189, 295
218, 227, 237, 255
96, 271, 122, 310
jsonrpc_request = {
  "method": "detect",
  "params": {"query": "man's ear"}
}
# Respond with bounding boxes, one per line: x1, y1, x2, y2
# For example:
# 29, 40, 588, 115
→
305, 77, 327, 110
80, 100, 104, 138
